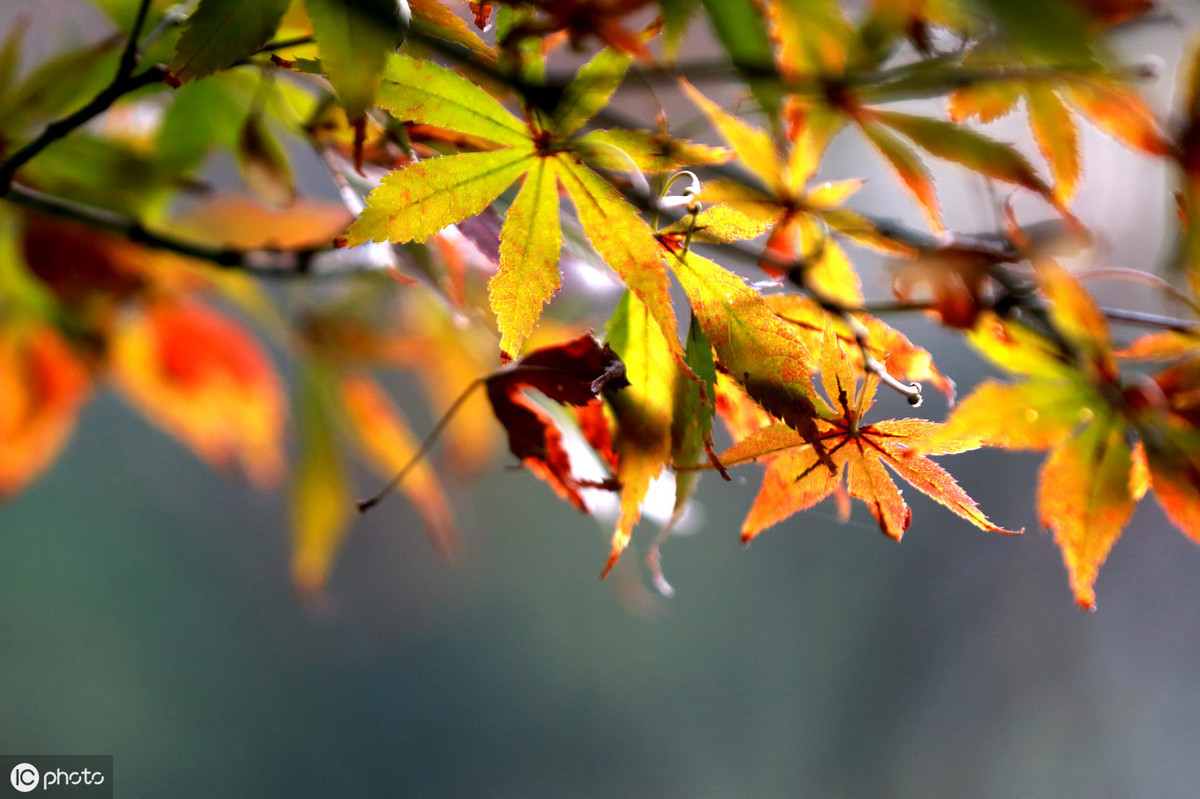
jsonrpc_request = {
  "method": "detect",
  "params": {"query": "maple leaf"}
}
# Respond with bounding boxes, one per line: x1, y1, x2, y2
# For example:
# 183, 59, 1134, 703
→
485, 333, 628, 510
948, 43, 1169, 206
764, 294, 956, 402
109, 298, 286, 487
346, 51, 686, 360
722, 323, 1014, 542
667, 249, 833, 468
919, 263, 1145, 608
0, 322, 90, 497
496, 0, 658, 57
760, 0, 1061, 232
679, 78, 868, 302
601, 291, 675, 577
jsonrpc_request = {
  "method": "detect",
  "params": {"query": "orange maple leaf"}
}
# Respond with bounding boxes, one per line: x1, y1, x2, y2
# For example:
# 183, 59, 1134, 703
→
723, 325, 1016, 543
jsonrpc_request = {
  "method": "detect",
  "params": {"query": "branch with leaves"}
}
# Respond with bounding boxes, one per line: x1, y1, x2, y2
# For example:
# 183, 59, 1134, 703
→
2, 0, 1199, 610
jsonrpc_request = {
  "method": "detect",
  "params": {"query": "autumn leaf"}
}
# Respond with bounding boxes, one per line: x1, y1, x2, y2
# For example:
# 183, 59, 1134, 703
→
340, 373, 458, 558
110, 298, 286, 486
723, 324, 1013, 542
919, 264, 1135, 607
680, 79, 864, 301
668, 250, 832, 467
0, 322, 90, 497
764, 294, 956, 401
291, 363, 353, 594
602, 291, 675, 577
485, 333, 628, 510
948, 44, 1168, 207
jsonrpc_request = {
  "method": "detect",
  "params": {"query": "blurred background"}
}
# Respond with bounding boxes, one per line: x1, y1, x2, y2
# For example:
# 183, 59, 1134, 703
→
4, 1, 1200, 797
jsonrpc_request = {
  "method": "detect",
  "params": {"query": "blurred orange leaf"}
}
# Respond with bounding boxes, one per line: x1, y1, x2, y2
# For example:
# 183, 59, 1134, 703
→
340, 373, 459, 559
0, 323, 90, 496
110, 299, 285, 486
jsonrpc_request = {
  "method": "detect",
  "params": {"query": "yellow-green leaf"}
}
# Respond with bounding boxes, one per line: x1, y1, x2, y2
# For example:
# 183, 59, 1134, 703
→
602, 291, 675, 577
378, 53, 530, 148
680, 78, 782, 191
873, 109, 1050, 198
491, 157, 563, 358
669, 250, 832, 460
291, 365, 353, 594
552, 48, 633, 136
347, 147, 533, 245
558, 157, 683, 358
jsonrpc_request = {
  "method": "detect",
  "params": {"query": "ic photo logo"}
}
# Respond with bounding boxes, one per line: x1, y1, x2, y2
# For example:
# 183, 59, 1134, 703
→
9, 764, 37, 793
3, 757, 110, 797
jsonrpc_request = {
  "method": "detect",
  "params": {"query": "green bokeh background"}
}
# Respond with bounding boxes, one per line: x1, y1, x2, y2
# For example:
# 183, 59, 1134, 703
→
5, 2, 1200, 797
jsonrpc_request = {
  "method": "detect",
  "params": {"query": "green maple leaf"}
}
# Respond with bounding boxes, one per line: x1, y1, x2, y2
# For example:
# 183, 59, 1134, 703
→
346, 50, 684, 361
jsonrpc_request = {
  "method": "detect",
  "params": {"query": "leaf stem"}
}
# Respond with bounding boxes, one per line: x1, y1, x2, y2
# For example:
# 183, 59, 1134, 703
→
357, 378, 486, 513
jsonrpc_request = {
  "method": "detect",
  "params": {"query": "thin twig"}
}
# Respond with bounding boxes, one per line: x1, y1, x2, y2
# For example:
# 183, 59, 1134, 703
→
5, 183, 333, 277
118, 0, 155, 77
0, 66, 167, 193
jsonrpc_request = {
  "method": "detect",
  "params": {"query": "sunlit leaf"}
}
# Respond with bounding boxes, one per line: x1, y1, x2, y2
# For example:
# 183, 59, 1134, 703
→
669, 250, 831, 463
680, 79, 780, 191
872, 109, 1052, 200
377, 53, 531, 148
859, 118, 942, 231
729, 326, 1013, 542
552, 47, 633, 136
347, 147, 535, 245
601, 291, 675, 576
491, 157, 563, 358
1066, 77, 1169, 156
1026, 85, 1080, 206
1038, 417, 1136, 609
558, 158, 683, 358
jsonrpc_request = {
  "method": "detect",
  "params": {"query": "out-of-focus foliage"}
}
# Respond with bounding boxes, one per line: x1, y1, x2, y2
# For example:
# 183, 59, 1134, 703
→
2, 0, 1199, 608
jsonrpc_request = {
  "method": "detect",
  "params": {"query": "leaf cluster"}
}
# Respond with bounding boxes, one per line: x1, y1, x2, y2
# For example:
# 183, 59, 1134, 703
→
1, 0, 1198, 608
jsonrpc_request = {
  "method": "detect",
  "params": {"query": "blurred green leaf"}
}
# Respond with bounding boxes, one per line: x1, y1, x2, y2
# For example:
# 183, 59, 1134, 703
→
23, 135, 183, 218
0, 17, 27, 103
0, 41, 120, 133
974, 0, 1097, 66
659, 0, 699, 62
171, 0, 290, 83
306, 0, 409, 120
236, 111, 296, 207
156, 77, 247, 172
698, 0, 781, 123
290, 363, 353, 595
